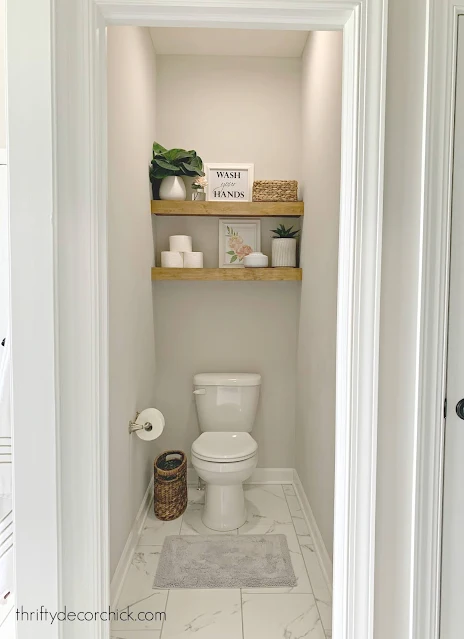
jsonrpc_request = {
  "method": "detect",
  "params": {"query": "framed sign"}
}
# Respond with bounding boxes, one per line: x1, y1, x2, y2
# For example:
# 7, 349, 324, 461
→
219, 219, 261, 268
205, 163, 254, 202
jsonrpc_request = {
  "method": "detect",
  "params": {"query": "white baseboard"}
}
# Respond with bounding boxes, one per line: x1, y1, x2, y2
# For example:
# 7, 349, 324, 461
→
293, 470, 333, 594
187, 467, 294, 485
110, 477, 153, 608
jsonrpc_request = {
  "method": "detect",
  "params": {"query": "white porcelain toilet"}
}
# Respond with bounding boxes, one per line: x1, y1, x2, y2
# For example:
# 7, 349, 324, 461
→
191, 372, 261, 531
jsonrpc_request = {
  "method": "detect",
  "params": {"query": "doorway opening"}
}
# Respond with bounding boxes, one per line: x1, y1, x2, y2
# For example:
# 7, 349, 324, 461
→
107, 24, 340, 639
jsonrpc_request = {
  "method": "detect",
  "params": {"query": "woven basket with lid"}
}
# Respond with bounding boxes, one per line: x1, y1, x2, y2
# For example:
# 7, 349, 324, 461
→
154, 450, 188, 521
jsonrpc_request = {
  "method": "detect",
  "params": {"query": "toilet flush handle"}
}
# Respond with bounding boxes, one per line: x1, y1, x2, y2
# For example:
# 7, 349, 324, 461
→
193, 388, 206, 395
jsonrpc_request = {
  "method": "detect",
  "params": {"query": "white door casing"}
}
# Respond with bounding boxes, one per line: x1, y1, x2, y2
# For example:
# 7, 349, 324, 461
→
8, 2, 388, 639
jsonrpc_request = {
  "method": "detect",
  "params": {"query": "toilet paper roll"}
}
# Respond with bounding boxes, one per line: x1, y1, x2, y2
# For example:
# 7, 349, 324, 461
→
183, 252, 204, 268
135, 408, 165, 441
169, 235, 193, 253
161, 251, 184, 268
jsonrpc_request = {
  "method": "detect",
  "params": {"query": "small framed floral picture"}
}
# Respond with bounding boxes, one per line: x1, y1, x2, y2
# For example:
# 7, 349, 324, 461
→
219, 219, 261, 268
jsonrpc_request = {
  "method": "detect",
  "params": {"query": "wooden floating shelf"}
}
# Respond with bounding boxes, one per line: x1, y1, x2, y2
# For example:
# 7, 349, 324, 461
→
151, 268, 302, 282
151, 200, 304, 217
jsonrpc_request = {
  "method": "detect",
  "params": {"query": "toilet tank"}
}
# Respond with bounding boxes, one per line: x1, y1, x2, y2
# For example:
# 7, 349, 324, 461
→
193, 373, 261, 432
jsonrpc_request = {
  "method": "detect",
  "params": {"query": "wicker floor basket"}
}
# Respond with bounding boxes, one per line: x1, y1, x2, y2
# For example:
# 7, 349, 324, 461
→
253, 180, 298, 202
154, 450, 188, 521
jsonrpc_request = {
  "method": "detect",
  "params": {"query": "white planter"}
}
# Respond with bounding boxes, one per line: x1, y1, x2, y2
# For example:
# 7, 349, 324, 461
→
272, 238, 297, 267
159, 176, 187, 201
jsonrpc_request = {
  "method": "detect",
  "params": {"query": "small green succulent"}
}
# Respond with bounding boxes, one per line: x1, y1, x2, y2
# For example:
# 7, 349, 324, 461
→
271, 224, 300, 239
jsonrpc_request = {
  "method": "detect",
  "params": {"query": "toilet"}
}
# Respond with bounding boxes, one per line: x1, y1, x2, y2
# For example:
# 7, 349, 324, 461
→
191, 373, 261, 531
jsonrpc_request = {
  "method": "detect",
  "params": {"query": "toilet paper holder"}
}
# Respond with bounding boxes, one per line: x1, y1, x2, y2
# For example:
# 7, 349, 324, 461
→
129, 411, 153, 435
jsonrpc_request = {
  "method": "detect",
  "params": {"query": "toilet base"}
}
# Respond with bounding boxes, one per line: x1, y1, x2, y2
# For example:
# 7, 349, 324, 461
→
202, 484, 247, 531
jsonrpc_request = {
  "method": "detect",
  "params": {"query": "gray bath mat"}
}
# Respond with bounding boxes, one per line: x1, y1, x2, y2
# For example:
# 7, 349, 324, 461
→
153, 534, 296, 589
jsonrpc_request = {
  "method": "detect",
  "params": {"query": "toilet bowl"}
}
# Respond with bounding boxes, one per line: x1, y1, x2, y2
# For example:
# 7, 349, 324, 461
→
191, 373, 261, 531
192, 432, 258, 531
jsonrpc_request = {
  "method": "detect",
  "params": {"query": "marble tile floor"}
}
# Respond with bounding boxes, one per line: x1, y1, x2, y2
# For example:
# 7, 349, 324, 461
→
112, 484, 332, 639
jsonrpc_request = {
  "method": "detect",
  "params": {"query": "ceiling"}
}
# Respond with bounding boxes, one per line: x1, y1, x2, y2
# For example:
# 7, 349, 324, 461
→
149, 28, 309, 58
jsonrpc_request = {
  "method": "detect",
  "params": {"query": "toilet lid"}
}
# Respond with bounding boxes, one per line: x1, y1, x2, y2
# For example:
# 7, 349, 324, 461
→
192, 432, 258, 462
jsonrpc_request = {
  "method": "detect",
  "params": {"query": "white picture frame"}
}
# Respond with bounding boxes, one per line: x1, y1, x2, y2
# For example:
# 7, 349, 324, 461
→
205, 163, 254, 202
219, 219, 261, 268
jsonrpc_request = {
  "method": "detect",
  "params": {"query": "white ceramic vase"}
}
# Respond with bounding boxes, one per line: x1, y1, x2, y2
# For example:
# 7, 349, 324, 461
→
272, 238, 297, 267
159, 176, 187, 201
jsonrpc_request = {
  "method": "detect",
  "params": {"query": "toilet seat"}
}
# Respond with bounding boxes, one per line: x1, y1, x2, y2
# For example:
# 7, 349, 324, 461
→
192, 432, 257, 463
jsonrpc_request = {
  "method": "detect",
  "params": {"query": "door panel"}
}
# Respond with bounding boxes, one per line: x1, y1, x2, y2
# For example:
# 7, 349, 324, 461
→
440, 14, 464, 639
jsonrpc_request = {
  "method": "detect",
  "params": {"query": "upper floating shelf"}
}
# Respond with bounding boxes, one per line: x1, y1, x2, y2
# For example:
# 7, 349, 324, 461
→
151, 201, 304, 217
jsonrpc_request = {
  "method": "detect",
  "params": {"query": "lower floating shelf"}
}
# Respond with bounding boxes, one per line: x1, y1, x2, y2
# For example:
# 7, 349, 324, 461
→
151, 267, 302, 281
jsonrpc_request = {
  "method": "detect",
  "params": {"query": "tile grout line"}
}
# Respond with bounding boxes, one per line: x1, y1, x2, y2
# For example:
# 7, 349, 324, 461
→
284, 484, 330, 639
159, 588, 170, 639
240, 588, 245, 639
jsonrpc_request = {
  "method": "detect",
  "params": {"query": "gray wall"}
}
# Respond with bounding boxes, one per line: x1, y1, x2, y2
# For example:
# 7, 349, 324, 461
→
295, 31, 342, 560
152, 54, 302, 467
107, 26, 158, 578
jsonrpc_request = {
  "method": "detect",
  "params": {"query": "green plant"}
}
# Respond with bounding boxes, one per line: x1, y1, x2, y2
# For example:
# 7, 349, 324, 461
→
149, 142, 204, 181
270, 224, 300, 239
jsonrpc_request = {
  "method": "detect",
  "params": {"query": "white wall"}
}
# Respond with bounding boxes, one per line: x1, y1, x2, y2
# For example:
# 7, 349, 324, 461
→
107, 26, 158, 578
295, 32, 342, 560
152, 54, 302, 467
0, 0, 5, 149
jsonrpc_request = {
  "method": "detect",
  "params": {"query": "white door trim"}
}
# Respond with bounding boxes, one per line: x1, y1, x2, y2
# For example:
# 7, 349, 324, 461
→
8, 1, 387, 638
412, 3, 464, 639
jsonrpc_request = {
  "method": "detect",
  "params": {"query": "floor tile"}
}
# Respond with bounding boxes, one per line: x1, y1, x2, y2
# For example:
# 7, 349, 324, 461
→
285, 494, 311, 535
239, 485, 292, 533
298, 534, 315, 551
300, 542, 332, 632
242, 593, 325, 639
112, 547, 168, 631
139, 506, 182, 545
283, 484, 296, 496
113, 484, 333, 639
180, 502, 237, 535
316, 598, 332, 634
161, 589, 242, 639
187, 486, 205, 504
239, 517, 299, 549
111, 632, 161, 639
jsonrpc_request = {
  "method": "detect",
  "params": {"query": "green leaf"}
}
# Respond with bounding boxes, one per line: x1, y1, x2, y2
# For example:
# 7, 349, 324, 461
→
153, 158, 178, 171
179, 162, 204, 177
230, 255, 238, 263
164, 148, 193, 163
227, 251, 235, 255
152, 142, 167, 157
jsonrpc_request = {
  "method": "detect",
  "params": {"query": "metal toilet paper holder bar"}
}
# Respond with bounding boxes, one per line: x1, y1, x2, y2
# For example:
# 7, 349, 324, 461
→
128, 412, 153, 435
